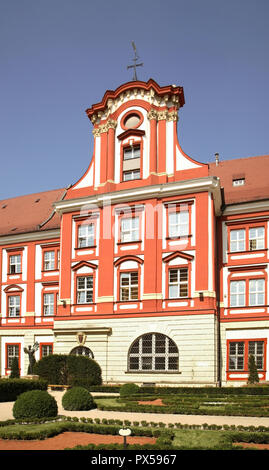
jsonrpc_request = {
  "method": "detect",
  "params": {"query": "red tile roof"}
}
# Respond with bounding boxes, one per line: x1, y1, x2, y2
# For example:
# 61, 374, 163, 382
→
0, 188, 66, 237
209, 155, 269, 205
0, 155, 268, 238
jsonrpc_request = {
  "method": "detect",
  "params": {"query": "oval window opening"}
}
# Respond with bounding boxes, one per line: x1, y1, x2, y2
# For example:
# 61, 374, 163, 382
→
124, 113, 141, 129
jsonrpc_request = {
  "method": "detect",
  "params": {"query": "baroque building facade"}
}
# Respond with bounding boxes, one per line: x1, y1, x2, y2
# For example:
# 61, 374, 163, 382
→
1, 78, 269, 387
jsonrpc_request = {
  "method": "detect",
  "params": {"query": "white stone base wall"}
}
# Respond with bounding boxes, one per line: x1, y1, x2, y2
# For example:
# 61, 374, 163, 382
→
0, 314, 219, 385
53, 314, 219, 386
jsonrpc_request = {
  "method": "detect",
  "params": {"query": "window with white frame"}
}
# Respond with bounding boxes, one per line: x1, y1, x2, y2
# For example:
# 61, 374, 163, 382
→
249, 227, 265, 251
77, 276, 93, 304
168, 268, 188, 298
123, 169, 141, 181
120, 272, 138, 301
43, 293, 55, 316
230, 280, 246, 307
78, 224, 95, 248
168, 211, 189, 238
128, 333, 179, 371
44, 251, 55, 271
41, 344, 53, 357
230, 229, 245, 252
123, 145, 140, 160
249, 279, 265, 306
8, 295, 20, 317
120, 217, 139, 242
122, 144, 141, 181
9, 254, 21, 274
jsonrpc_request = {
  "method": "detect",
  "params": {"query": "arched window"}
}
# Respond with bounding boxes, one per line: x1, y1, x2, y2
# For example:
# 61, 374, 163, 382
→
128, 333, 179, 372
70, 346, 94, 359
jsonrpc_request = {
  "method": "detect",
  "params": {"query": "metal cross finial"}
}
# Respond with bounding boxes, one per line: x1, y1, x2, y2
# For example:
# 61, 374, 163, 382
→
127, 41, 143, 81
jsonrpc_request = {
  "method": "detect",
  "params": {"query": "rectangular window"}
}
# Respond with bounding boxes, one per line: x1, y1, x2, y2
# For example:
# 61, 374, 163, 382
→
9, 254, 21, 274
123, 170, 140, 181
120, 272, 138, 301
43, 293, 55, 316
8, 295, 20, 317
78, 224, 95, 248
41, 344, 53, 357
77, 276, 93, 304
249, 227, 265, 251
7, 345, 19, 370
120, 217, 139, 242
44, 251, 55, 271
249, 279, 265, 306
230, 229, 245, 252
168, 211, 189, 238
230, 280, 246, 307
123, 145, 140, 160
249, 341, 264, 370
168, 268, 188, 298
228, 340, 265, 372
229, 342, 245, 370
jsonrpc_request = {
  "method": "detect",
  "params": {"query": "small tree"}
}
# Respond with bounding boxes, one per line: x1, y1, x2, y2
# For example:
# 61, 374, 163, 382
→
10, 357, 20, 379
248, 355, 259, 384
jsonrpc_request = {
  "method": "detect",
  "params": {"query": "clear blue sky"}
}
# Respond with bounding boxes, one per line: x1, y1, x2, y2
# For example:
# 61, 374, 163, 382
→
1, 0, 268, 199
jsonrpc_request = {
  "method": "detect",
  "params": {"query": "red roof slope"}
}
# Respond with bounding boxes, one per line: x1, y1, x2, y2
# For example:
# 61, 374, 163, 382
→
0, 188, 66, 237
209, 155, 269, 205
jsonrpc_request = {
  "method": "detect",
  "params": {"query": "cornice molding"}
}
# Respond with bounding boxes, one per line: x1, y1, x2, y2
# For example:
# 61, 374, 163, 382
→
223, 199, 269, 216
54, 176, 222, 216
0, 229, 60, 246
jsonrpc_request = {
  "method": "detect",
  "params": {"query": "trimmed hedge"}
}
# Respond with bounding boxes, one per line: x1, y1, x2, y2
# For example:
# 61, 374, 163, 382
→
0, 378, 48, 402
13, 390, 58, 420
62, 387, 96, 411
120, 383, 140, 397
33, 354, 102, 387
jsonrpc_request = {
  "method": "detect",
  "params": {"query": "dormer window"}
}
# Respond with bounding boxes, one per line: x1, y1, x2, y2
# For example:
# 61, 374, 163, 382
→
233, 178, 245, 186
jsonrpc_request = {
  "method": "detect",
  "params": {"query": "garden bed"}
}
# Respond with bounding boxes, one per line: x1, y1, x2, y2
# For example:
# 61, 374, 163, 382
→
0, 431, 156, 450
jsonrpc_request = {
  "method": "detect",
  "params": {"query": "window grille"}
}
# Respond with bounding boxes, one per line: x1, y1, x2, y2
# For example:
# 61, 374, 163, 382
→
128, 333, 179, 372
70, 346, 94, 358
229, 342, 244, 370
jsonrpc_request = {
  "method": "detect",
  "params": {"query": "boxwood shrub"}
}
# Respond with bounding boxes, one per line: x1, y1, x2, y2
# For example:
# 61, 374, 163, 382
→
33, 354, 102, 387
120, 383, 140, 397
13, 390, 58, 420
62, 387, 96, 411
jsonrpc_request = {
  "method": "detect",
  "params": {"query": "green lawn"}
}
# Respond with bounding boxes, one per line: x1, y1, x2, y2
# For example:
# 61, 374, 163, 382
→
172, 429, 233, 450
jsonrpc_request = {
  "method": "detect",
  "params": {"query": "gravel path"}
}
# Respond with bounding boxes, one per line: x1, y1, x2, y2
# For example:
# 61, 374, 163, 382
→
1, 391, 269, 428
